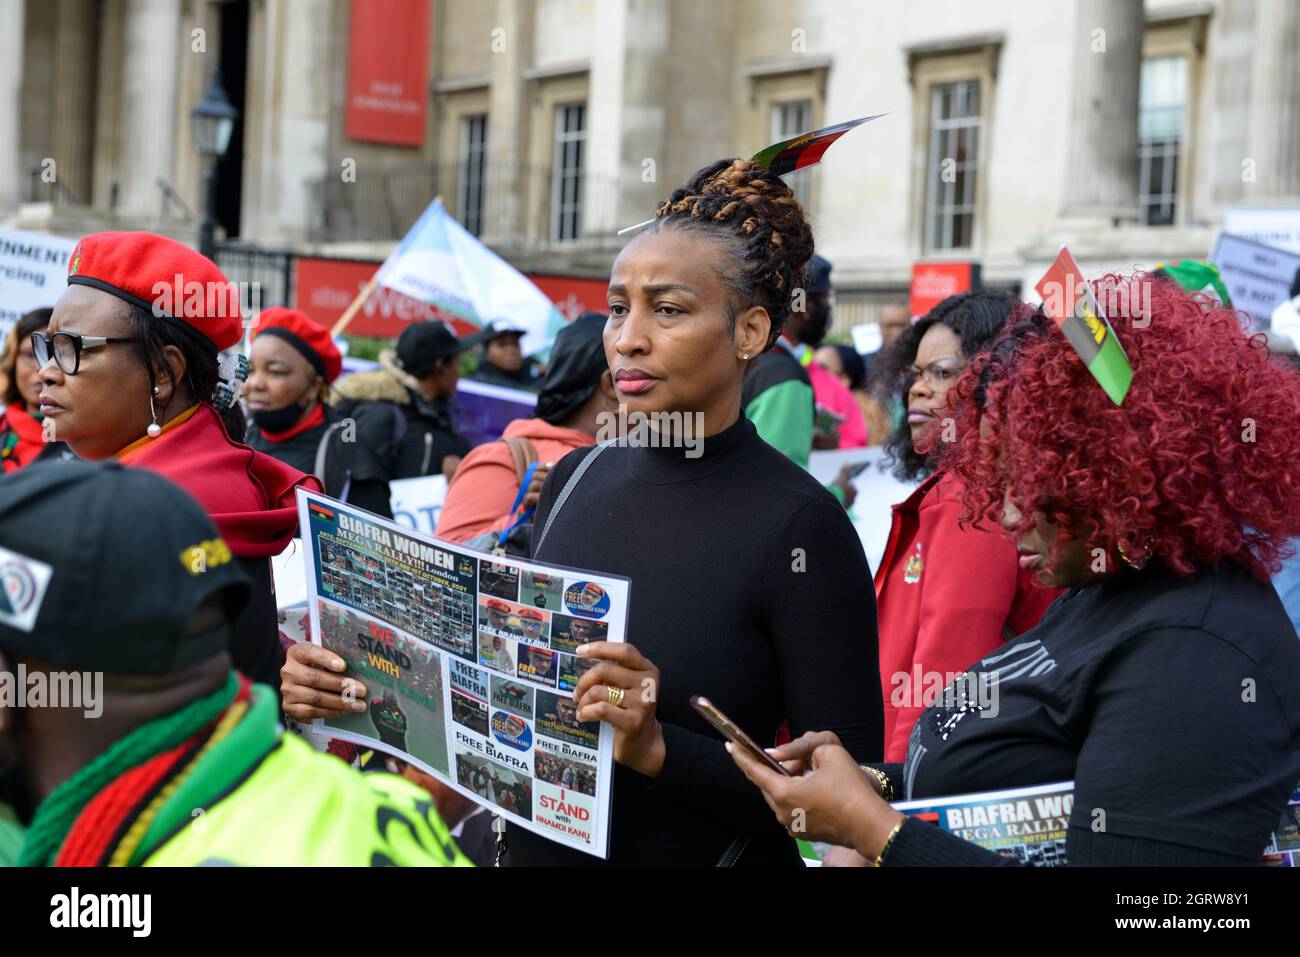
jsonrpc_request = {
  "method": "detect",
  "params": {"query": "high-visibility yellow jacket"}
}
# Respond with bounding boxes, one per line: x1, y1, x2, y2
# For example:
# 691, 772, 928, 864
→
138, 683, 471, 867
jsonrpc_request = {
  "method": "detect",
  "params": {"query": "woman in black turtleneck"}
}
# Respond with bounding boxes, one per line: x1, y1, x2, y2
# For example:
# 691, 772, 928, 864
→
244, 308, 395, 519
504, 158, 883, 866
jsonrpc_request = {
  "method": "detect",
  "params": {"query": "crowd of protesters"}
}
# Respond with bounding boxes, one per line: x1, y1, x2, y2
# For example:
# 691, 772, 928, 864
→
2, 153, 1299, 869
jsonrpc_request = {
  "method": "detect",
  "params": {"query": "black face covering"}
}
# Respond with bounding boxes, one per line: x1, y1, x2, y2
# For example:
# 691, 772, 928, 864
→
251, 404, 306, 434
251, 398, 314, 435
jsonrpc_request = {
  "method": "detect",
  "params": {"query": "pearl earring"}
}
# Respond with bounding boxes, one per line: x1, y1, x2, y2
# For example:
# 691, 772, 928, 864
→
741, 353, 750, 361
147, 393, 162, 438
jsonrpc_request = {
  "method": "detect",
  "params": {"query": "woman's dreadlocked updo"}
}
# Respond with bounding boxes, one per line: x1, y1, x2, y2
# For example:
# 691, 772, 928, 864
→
650, 158, 815, 349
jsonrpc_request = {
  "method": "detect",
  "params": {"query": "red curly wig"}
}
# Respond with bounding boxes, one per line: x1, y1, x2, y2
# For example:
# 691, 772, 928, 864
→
936, 272, 1300, 580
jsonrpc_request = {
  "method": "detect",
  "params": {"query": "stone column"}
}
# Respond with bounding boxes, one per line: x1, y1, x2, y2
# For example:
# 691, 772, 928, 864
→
117, 0, 182, 219
0, 0, 25, 213
1246, 0, 1300, 201
1060, 0, 1143, 223
483, 0, 534, 247
242, 0, 331, 244
610, 0, 670, 234
91, 0, 126, 210
52, 0, 96, 203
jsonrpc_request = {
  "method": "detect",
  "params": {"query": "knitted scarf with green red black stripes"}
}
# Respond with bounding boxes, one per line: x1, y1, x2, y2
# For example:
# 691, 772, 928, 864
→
18, 672, 240, 867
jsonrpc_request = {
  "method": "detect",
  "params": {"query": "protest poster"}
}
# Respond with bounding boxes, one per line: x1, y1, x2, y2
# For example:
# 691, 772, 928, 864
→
808, 446, 919, 571
389, 474, 448, 535
892, 781, 1074, 866
1209, 233, 1300, 331
296, 488, 629, 858
1222, 206, 1300, 255
850, 321, 883, 356
0, 227, 76, 337
802, 780, 1300, 866
798, 780, 1070, 867
1261, 787, 1300, 868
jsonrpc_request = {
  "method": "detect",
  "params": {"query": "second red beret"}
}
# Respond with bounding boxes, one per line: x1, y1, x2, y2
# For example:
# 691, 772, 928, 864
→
250, 307, 343, 383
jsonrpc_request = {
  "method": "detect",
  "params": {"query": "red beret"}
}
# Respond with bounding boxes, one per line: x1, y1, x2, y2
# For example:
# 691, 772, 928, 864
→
251, 307, 343, 383
66, 231, 243, 351
485, 598, 511, 612
517, 608, 544, 621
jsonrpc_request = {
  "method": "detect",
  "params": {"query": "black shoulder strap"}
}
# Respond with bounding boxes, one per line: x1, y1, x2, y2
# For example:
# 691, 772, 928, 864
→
314, 420, 353, 500
533, 441, 612, 556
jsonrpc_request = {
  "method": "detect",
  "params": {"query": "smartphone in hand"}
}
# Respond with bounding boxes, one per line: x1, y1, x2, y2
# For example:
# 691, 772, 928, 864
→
691, 695, 792, 777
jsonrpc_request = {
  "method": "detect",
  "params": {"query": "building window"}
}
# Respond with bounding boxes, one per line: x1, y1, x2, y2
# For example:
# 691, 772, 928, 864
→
458, 114, 488, 236
551, 102, 586, 241
925, 80, 980, 251
771, 99, 813, 208
1138, 55, 1187, 227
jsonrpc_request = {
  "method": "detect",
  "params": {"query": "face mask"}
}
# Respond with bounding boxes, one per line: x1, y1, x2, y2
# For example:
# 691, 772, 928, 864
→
251, 397, 315, 435
250, 379, 325, 434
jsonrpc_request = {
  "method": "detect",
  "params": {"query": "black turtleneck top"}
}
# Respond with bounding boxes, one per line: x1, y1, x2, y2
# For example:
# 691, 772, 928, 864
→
509, 412, 883, 866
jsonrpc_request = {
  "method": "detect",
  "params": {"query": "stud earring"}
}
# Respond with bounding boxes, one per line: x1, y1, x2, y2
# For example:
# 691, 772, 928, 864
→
741, 353, 750, 361
152, 385, 160, 395
1116, 539, 1152, 571
147, 394, 162, 438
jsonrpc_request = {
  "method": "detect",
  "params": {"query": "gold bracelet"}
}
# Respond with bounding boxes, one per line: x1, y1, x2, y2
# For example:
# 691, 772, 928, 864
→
859, 764, 895, 802
873, 819, 904, 867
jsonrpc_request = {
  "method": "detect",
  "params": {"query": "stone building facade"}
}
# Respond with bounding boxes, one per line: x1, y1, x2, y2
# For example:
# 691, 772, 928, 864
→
4, 0, 1298, 328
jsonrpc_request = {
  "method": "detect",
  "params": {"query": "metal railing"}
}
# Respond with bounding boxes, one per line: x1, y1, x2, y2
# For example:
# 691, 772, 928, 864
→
25, 167, 84, 206
830, 287, 910, 339
213, 243, 295, 311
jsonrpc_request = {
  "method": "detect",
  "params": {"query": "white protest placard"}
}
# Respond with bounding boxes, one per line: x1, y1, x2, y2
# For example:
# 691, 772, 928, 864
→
851, 322, 883, 356
0, 228, 77, 337
808, 446, 919, 572
1209, 233, 1300, 331
296, 489, 629, 858
1223, 207, 1300, 255
271, 541, 309, 609
389, 474, 448, 535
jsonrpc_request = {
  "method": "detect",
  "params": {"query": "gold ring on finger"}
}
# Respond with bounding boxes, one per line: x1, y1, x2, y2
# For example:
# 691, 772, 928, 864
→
607, 685, 625, 707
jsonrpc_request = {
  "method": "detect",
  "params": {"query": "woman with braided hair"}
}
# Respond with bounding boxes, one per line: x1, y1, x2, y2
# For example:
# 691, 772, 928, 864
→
496, 158, 883, 866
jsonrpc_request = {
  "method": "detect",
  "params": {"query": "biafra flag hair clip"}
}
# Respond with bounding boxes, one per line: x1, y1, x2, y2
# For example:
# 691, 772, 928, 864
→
1034, 246, 1133, 405
616, 113, 889, 236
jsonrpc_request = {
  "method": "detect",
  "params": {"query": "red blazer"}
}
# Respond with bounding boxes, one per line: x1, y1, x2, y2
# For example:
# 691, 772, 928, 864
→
874, 471, 1061, 761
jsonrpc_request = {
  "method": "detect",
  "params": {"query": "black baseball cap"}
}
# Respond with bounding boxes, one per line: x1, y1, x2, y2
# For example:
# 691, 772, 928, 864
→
481, 321, 528, 342
396, 321, 465, 377
805, 255, 832, 294
534, 312, 608, 424
0, 461, 251, 676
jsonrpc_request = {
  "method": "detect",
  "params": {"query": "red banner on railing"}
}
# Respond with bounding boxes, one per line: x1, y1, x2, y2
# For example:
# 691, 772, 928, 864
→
344, 0, 429, 147
295, 257, 610, 338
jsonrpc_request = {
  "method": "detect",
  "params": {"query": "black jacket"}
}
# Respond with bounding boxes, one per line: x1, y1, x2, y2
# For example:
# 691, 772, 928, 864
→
331, 350, 470, 482
245, 404, 396, 519
878, 559, 1300, 866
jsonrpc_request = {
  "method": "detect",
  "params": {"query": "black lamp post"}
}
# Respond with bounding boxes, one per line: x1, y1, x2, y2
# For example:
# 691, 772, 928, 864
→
191, 68, 239, 260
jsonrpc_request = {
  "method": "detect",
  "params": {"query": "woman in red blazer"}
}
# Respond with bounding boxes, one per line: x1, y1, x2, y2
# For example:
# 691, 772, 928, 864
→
872, 291, 1060, 762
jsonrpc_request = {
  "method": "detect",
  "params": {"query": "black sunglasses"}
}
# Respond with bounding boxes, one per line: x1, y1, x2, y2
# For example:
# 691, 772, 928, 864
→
32, 331, 137, 375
